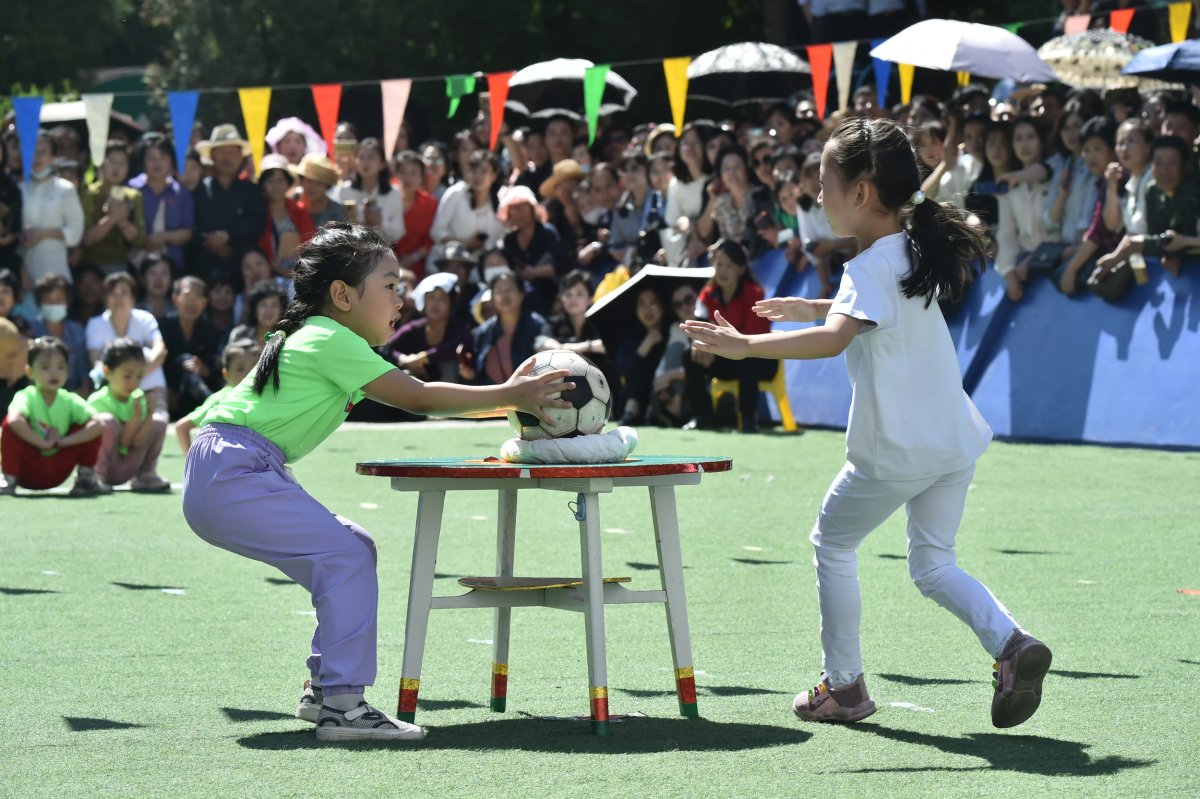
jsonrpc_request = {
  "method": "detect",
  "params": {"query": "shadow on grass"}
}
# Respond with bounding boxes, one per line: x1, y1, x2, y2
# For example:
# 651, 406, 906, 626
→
264, 577, 296, 586
1050, 669, 1139, 680
222, 707, 296, 723
63, 717, 146, 732
730, 558, 795, 566
111, 582, 185, 591
419, 699, 486, 711
238, 717, 811, 753
994, 549, 1058, 556
0, 587, 58, 596
877, 673, 973, 687
877, 554, 907, 560
1180, 659, 1200, 666
616, 685, 788, 698
840, 725, 1155, 776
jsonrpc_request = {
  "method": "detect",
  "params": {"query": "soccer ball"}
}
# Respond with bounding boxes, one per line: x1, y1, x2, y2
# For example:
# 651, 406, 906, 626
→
506, 350, 612, 440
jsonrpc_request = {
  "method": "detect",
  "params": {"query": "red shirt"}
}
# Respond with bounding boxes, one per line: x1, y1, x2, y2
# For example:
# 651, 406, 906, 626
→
393, 190, 438, 276
259, 198, 317, 263
698, 280, 770, 335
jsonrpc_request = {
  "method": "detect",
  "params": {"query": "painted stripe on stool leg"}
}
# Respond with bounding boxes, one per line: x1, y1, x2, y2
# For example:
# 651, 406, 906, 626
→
397, 677, 420, 721
590, 687, 610, 735
491, 663, 508, 712
676, 667, 699, 717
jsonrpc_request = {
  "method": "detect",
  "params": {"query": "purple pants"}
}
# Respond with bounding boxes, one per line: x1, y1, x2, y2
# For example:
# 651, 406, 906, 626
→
181, 423, 377, 696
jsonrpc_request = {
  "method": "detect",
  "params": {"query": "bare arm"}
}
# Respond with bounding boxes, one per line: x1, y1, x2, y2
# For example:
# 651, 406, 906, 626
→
681, 309, 862, 362
57, 416, 105, 447
363, 359, 573, 422
4, 415, 53, 449
175, 418, 197, 455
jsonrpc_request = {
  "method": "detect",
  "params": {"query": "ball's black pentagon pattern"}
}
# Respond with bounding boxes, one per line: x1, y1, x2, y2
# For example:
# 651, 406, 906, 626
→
509, 350, 612, 440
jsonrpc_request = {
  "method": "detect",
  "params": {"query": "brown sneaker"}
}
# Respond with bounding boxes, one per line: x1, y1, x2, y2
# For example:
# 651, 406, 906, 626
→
793, 674, 877, 723
991, 632, 1052, 729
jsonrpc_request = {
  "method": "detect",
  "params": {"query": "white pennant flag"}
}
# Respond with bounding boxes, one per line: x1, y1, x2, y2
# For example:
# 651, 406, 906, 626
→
82, 94, 114, 168
381, 79, 412, 159
833, 42, 858, 113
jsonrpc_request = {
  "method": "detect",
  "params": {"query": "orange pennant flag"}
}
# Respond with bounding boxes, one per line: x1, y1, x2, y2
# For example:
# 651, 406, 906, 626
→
486, 72, 513, 152
806, 44, 833, 120
1109, 8, 1134, 34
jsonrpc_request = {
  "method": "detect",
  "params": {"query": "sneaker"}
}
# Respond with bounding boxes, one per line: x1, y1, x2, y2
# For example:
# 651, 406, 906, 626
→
992, 633, 1052, 729
315, 702, 425, 742
793, 674, 877, 723
130, 474, 172, 493
0, 475, 16, 496
296, 680, 322, 724
70, 471, 113, 497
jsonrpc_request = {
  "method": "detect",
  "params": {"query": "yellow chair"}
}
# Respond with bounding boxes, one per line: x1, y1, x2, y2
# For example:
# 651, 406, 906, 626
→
710, 362, 797, 432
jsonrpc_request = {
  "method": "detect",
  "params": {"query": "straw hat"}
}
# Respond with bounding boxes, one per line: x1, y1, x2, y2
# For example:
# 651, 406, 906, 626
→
538, 159, 587, 199
195, 124, 252, 158
644, 122, 677, 155
288, 153, 341, 187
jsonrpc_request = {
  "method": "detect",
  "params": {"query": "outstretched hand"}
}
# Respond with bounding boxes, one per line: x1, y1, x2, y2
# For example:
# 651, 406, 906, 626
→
680, 310, 750, 361
505, 358, 576, 424
752, 296, 823, 323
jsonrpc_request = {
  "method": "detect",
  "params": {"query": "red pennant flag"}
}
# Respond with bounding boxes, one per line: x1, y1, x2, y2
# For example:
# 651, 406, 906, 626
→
311, 84, 342, 157
486, 72, 513, 152
1110, 8, 1134, 33
807, 44, 833, 120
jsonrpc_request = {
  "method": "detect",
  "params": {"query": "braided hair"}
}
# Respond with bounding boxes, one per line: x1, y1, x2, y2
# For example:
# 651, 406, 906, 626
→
252, 222, 394, 394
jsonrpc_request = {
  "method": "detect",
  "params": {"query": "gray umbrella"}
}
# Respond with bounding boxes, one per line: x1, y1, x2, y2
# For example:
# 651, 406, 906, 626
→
687, 42, 812, 106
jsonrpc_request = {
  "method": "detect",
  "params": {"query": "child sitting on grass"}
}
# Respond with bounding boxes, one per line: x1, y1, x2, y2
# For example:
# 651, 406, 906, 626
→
1, 336, 109, 496
87, 338, 171, 492
175, 337, 261, 454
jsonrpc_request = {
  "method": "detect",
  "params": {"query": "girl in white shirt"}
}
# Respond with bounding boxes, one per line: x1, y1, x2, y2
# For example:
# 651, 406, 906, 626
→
682, 117, 1050, 730
330, 138, 405, 246
428, 150, 507, 266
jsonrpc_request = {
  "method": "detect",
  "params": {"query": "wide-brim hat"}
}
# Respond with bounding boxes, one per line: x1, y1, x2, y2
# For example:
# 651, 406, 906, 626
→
436, 241, 476, 269
288, 153, 341, 187
538, 158, 587, 199
257, 153, 294, 182
498, 185, 549, 224
411, 272, 459, 313
266, 116, 327, 156
196, 123, 253, 158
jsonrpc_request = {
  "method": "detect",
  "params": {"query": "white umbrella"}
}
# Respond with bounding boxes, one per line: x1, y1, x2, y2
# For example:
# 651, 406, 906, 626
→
1038, 29, 1179, 91
870, 19, 1059, 83
687, 42, 811, 106
505, 58, 637, 121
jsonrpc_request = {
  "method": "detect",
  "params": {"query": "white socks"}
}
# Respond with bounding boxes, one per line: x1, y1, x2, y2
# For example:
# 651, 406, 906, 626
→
322, 692, 365, 712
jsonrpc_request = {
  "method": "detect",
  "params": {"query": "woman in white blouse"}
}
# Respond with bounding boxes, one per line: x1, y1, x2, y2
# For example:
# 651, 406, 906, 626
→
429, 150, 507, 264
21, 131, 84, 284
330, 137, 405, 245
995, 118, 1057, 302
662, 123, 711, 266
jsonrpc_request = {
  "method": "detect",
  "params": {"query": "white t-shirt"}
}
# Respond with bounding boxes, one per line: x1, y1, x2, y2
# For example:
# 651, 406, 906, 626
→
828, 232, 991, 481
85, 308, 167, 391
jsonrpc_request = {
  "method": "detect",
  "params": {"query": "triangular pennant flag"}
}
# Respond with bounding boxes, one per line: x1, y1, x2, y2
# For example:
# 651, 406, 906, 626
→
584, 64, 611, 146
446, 75, 476, 119
1004, 23, 1023, 35
898, 64, 915, 105
1170, 2, 1191, 42
311, 84, 342, 157
238, 87, 272, 172
12, 96, 43, 182
807, 44, 833, 120
167, 91, 199, 172
1109, 8, 1135, 34
381, 79, 412, 160
81, 93, 113, 168
487, 72, 513, 151
957, 71, 971, 87
833, 42, 857, 113
662, 57, 691, 133
1064, 15, 1090, 35
871, 40, 892, 112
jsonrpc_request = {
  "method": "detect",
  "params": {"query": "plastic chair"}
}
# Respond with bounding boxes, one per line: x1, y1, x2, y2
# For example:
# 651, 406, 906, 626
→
710, 362, 797, 432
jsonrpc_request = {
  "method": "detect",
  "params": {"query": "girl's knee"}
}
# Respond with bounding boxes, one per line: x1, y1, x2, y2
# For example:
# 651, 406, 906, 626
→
338, 517, 378, 564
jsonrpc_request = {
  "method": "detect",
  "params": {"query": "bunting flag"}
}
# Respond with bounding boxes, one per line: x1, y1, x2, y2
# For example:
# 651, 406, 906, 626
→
311, 84, 342, 157
806, 44, 833, 120
81, 93, 113, 167
957, 71, 972, 87
1004, 22, 1023, 35
1109, 8, 1135, 34
1170, 1, 1191, 42
1064, 15, 1091, 35
898, 64, 915, 106
584, 64, 611, 146
446, 75, 476, 119
486, 72, 512, 151
238, 87, 271, 171
871, 40, 892, 112
662, 57, 690, 133
381, 79, 412, 159
12, 96, 43, 181
167, 91, 199, 171
833, 42, 857, 113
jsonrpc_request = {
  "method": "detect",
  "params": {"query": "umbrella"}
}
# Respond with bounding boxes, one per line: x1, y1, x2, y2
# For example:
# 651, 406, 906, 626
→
505, 58, 637, 121
1037, 29, 1178, 90
586, 266, 714, 346
1122, 40, 1200, 84
686, 42, 811, 106
869, 19, 1058, 83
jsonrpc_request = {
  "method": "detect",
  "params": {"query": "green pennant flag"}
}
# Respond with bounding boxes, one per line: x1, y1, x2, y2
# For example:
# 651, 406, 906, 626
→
1004, 22, 1022, 35
584, 64, 611, 146
446, 75, 476, 119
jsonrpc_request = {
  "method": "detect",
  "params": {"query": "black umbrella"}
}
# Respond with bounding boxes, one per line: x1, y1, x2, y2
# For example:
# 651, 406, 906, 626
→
505, 58, 638, 121
687, 42, 812, 106
585, 265, 714, 347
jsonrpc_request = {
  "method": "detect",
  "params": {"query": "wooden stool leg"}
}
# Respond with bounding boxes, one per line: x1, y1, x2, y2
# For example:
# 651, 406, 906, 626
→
649, 485, 699, 718
397, 489, 445, 723
577, 491, 611, 735
491, 489, 518, 712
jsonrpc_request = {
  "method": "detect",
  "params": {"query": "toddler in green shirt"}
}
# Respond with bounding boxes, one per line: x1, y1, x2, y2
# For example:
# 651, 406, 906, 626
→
175, 337, 261, 455
88, 338, 170, 491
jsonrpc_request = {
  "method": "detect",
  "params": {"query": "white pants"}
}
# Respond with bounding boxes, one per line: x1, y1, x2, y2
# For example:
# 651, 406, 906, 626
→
810, 462, 1019, 682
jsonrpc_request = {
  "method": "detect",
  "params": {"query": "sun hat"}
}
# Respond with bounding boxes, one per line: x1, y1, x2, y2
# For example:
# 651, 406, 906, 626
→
287, 153, 341, 187
411, 272, 459, 312
195, 124, 252, 158
538, 159, 587, 199
497, 185, 548, 224
265, 117, 326, 156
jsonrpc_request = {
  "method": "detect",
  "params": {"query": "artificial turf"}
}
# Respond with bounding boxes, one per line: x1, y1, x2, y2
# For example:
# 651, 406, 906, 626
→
1, 421, 1197, 798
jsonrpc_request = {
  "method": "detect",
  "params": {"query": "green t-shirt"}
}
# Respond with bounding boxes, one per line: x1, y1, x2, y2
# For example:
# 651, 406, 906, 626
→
186, 386, 232, 425
88, 386, 147, 424
6, 385, 95, 457
201, 316, 394, 462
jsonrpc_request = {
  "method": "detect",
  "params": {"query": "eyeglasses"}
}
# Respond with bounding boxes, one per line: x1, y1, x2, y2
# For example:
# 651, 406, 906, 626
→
673, 295, 697, 309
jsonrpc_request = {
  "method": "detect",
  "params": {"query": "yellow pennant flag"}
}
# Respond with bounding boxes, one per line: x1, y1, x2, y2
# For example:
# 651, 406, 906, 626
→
662, 57, 690, 134
957, 71, 971, 88
899, 64, 915, 105
238, 87, 272, 172
1170, 1, 1191, 42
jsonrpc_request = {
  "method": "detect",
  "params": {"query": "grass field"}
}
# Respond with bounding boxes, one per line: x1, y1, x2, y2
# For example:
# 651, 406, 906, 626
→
2, 421, 1198, 799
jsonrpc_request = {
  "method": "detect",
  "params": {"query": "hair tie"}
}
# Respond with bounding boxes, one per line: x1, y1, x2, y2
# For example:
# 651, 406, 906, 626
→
266, 330, 286, 342
910, 190, 926, 205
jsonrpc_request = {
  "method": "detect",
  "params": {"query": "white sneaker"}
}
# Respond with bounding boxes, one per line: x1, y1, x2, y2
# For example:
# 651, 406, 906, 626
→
296, 680, 322, 723
0, 475, 16, 496
315, 702, 425, 742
